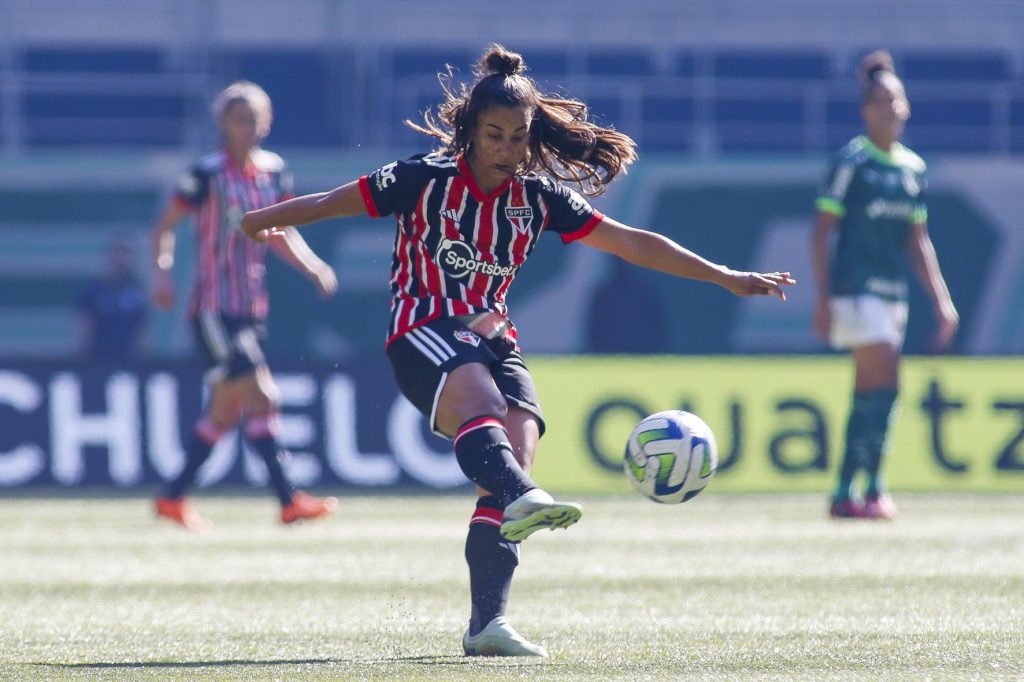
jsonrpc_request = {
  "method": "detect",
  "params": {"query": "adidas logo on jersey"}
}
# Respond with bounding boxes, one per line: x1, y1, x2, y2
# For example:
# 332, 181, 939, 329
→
440, 208, 460, 224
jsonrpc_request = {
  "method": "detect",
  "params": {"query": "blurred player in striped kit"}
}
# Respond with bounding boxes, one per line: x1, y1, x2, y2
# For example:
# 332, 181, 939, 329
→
151, 81, 339, 530
812, 51, 958, 520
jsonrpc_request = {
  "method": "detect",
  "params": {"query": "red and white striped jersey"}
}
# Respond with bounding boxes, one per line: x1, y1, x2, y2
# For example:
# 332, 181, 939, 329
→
174, 148, 294, 320
358, 153, 604, 346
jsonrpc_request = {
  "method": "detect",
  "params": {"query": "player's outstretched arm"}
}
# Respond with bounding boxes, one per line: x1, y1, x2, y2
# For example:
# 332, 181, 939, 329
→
268, 228, 338, 298
578, 216, 795, 300
242, 180, 366, 242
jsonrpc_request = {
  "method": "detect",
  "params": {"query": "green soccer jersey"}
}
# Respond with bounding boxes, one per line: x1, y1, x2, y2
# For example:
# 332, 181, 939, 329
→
816, 135, 927, 302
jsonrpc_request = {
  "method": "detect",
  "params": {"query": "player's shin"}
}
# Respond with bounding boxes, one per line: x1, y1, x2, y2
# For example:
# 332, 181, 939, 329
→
244, 412, 295, 507
453, 417, 536, 507
864, 389, 899, 496
465, 495, 519, 636
835, 393, 872, 501
162, 415, 225, 498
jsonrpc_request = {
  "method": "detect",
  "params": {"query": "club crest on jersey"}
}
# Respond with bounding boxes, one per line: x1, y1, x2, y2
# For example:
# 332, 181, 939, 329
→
505, 205, 533, 234
454, 329, 481, 347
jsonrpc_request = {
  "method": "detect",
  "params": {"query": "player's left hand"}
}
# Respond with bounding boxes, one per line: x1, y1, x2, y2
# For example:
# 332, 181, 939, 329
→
312, 263, 338, 298
931, 305, 959, 351
722, 270, 796, 300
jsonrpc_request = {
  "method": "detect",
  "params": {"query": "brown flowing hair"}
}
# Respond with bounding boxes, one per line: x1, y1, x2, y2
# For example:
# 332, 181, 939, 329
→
405, 44, 638, 197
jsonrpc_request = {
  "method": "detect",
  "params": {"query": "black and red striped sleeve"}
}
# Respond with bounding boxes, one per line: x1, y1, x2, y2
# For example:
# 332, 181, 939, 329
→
358, 158, 425, 218
539, 180, 605, 244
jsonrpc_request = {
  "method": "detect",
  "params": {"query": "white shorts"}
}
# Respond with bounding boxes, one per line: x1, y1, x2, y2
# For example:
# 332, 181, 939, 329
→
829, 295, 908, 350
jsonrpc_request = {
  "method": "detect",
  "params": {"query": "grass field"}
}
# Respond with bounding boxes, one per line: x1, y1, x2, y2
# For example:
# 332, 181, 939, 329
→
1, 493, 1022, 681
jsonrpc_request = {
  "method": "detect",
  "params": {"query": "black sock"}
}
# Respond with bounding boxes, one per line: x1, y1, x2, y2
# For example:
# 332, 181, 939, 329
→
246, 437, 294, 507
162, 417, 222, 499
245, 413, 294, 507
466, 495, 519, 637
453, 417, 536, 506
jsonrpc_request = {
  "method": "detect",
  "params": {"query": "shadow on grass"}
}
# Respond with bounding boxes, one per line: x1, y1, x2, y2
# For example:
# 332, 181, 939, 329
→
37, 655, 559, 669
37, 658, 340, 669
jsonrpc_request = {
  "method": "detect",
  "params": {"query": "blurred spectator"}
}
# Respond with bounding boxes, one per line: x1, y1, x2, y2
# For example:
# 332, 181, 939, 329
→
78, 239, 148, 360
585, 256, 669, 353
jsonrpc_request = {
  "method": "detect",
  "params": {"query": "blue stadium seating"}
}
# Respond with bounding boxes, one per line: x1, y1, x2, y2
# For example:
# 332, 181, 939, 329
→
217, 50, 341, 146
8, 45, 1022, 154
585, 50, 657, 77
713, 50, 831, 80
902, 51, 1012, 82
392, 49, 475, 77
23, 47, 163, 74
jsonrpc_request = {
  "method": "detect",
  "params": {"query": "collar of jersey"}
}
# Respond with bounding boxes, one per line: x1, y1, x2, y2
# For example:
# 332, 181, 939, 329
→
222, 146, 259, 177
859, 135, 905, 168
457, 155, 515, 202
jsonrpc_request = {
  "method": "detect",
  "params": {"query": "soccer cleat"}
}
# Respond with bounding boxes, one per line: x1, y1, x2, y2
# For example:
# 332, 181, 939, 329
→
864, 493, 898, 520
500, 488, 582, 542
280, 490, 338, 524
462, 617, 548, 657
155, 496, 212, 532
829, 497, 867, 520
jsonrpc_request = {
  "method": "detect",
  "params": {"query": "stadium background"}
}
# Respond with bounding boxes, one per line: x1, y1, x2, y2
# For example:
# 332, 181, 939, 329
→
1, 0, 1022, 493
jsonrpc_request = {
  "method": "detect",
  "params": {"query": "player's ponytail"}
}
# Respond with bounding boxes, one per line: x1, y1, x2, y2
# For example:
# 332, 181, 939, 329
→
858, 50, 901, 101
406, 44, 637, 197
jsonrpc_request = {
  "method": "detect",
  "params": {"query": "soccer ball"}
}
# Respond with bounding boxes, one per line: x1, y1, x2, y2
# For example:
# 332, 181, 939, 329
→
624, 410, 718, 504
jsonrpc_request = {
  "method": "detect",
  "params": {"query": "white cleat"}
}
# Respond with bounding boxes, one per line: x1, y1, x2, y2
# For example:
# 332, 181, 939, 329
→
500, 488, 582, 542
462, 617, 548, 657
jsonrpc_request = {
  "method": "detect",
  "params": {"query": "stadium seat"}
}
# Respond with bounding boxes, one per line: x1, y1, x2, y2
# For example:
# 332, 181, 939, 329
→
22, 47, 163, 74
712, 50, 831, 80
392, 49, 476, 77
585, 50, 658, 77
902, 51, 1012, 82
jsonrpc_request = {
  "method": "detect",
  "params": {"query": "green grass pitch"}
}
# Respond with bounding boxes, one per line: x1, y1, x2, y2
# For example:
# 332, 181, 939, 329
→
1, 493, 1022, 681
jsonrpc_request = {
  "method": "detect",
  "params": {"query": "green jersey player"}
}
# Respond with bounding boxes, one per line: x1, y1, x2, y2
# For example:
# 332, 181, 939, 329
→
812, 51, 958, 520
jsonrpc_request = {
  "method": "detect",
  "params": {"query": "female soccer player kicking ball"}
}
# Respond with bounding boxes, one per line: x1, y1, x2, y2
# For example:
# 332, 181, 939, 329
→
152, 81, 339, 530
812, 51, 958, 520
243, 46, 795, 656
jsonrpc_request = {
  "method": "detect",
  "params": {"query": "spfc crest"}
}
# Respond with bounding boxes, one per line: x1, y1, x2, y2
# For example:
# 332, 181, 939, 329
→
505, 205, 533, 234
454, 329, 481, 347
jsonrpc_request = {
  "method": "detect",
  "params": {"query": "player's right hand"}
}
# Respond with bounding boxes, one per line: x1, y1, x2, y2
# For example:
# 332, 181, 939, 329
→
153, 270, 175, 310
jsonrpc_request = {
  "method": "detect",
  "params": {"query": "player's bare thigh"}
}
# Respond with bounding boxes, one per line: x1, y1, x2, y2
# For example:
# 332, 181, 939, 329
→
851, 342, 900, 391
206, 365, 280, 425
434, 362, 507, 437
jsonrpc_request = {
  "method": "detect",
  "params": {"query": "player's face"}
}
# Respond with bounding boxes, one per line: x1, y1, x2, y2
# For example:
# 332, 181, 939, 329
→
861, 77, 910, 142
221, 100, 262, 152
468, 105, 532, 185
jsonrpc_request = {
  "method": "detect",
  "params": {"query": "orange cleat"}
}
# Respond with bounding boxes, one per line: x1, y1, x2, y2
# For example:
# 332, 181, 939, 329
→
864, 493, 898, 520
281, 491, 338, 524
155, 496, 212, 532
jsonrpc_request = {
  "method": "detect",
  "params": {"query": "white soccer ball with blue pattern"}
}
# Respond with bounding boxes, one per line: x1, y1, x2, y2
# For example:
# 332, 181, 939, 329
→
624, 410, 718, 504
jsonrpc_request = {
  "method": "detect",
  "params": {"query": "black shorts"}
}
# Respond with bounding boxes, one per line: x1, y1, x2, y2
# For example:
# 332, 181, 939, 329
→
192, 312, 267, 382
386, 317, 545, 439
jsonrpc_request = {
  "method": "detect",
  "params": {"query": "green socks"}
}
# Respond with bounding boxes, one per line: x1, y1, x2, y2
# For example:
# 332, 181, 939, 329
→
835, 389, 899, 500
